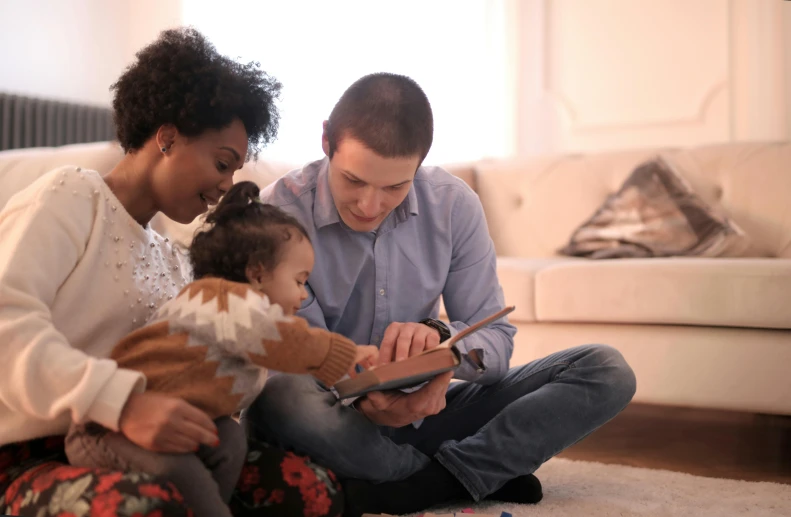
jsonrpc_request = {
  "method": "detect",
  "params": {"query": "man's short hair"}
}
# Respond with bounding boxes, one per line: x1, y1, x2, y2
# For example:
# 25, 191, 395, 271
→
325, 72, 434, 163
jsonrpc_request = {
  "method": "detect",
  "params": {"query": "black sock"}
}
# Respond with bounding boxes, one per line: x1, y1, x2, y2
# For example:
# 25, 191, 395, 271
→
487, 474, 543, 504
342, 460, 470, 517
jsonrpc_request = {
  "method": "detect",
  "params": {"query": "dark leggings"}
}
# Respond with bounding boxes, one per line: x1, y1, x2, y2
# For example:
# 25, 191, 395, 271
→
0, 435, 343, 517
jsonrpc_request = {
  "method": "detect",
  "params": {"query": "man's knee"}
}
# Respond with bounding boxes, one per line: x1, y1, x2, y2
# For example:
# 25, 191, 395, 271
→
587, 344, 637, 407
242, 374, 332, 445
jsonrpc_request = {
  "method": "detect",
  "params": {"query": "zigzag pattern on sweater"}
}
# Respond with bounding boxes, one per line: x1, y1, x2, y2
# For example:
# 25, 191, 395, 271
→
149, 285, 284, 410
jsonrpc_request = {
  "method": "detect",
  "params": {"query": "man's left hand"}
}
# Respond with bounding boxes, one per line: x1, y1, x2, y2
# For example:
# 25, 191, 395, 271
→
354, 371, 453, 427
377, 321, 441, 366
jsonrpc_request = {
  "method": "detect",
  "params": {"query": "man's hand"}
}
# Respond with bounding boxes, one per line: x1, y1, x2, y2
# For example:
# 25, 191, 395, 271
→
355, 371, 453, 427
119, 392, 219, 453
377, 321, 441, 366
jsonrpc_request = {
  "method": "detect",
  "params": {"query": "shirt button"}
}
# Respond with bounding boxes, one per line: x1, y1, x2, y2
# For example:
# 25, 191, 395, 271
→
379, 288, 385, 296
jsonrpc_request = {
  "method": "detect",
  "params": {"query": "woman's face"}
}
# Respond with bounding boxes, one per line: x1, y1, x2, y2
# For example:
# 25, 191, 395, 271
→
153, 119, 249, 224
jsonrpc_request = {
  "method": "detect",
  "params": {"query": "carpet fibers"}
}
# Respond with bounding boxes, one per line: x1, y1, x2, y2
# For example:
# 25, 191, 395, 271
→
426, 458, 791, 517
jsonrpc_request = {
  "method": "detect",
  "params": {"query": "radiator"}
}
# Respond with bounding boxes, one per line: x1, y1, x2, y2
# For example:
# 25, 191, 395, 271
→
0, 93, 115, 151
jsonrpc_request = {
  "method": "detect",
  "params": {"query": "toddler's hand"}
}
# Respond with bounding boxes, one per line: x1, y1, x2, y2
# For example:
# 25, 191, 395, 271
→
349, 345, 379, 377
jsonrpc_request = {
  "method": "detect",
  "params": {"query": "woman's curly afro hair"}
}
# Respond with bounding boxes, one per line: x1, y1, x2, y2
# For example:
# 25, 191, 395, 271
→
110, 27, 281, 159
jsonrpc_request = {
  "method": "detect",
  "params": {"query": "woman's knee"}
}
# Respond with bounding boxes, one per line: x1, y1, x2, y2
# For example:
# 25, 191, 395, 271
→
125, 476, 195, 516
3, 462, 193, 516
104, 473, 194, 516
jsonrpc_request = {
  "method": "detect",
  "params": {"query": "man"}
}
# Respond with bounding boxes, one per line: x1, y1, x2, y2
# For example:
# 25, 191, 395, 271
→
244, 73, 636, 516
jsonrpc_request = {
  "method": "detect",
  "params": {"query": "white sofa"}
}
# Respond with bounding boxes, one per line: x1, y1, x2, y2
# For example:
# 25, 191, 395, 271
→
2, 140, 789, 415
473, 142, 791, 416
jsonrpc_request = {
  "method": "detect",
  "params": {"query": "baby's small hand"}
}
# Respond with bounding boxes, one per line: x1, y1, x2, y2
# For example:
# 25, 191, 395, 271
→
349, 345, 379, 377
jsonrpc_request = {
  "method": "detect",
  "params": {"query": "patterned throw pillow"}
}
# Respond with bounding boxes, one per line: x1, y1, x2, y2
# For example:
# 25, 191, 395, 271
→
559, 156, 751, 259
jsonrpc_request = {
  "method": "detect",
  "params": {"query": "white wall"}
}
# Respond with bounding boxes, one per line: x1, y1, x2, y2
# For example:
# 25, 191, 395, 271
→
182, 0, 512, 165
515, 0, 789, 156
0, 0, 182, 106
125, 0, 183, 76
1, 0, 787, 154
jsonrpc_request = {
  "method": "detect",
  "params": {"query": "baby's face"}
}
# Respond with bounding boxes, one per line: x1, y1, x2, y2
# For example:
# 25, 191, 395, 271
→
254, 236, 315, 315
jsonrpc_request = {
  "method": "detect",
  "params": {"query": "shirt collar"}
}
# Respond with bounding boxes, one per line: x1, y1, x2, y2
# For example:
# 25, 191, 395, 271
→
313, 158, 421, 230
399, 181, 420, 220
314, 159, 341, 229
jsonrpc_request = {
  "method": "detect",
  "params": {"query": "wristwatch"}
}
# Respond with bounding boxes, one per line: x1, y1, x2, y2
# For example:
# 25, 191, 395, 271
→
419, 318, 452, 342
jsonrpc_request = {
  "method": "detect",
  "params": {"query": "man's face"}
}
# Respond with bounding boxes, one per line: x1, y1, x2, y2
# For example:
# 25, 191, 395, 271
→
325, 136, 420, 232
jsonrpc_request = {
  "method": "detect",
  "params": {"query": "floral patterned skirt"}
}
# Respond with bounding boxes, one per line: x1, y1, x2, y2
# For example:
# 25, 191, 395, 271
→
0, 435, 343, 517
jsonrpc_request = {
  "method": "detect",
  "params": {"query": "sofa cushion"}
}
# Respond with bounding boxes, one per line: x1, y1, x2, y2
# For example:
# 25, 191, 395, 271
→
440, 162, 477, 192
437, 257, 571, 323
0, 141, 123, 210
495, 257, 575, 323
559, 157, 751, 259
534, 258, 791, 329
475, 141, 791, 258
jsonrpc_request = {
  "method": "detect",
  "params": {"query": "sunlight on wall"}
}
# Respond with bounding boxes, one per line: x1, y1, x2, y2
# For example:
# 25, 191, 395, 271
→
182, 0, 514, 165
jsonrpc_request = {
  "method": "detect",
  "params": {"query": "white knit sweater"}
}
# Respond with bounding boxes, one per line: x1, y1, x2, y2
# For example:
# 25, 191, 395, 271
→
0, 166, 191, 445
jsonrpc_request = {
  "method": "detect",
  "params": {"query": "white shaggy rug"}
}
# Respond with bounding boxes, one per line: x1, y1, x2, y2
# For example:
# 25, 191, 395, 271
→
426, 458, 791, 517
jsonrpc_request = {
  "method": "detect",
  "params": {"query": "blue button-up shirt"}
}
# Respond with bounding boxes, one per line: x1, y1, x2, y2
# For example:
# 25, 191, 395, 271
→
260, 158, 516, 384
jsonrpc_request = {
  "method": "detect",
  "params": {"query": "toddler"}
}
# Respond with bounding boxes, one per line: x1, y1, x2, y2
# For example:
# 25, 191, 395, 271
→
65, 180, 377, 517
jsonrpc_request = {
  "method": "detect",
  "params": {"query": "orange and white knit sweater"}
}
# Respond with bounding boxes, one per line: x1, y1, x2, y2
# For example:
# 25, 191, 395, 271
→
110, 277, 358, 420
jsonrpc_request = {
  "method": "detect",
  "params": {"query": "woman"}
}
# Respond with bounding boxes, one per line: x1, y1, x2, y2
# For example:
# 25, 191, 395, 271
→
0, 27, 343, 517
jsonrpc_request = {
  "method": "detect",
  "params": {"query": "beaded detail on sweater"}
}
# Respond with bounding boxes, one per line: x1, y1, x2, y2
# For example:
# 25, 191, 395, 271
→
48, 166, 191, 324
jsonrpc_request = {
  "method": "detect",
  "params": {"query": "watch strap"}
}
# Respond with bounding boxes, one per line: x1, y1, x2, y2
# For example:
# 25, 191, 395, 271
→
419, 318, 452, 342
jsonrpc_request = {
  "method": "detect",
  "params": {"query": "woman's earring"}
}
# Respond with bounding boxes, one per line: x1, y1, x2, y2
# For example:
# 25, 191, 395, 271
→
161, 146, 167, 153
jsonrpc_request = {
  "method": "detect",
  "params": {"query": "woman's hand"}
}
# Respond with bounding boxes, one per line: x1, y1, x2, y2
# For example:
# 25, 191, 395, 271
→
349, 345, 380, 377
119, 392, 219, 453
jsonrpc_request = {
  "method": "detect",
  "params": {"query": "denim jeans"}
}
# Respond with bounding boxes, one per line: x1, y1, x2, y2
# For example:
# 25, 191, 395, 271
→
242, 344, 636, 501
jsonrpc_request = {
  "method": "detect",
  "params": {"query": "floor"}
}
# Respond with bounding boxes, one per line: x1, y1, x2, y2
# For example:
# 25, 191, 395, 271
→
557, 403, 791, 484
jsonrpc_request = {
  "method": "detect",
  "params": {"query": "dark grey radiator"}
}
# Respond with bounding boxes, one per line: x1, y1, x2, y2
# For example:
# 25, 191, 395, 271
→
0, 93, 115, 151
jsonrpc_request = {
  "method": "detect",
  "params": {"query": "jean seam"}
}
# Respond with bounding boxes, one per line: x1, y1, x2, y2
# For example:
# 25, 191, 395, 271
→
434, 443, 485, 501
